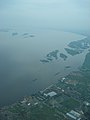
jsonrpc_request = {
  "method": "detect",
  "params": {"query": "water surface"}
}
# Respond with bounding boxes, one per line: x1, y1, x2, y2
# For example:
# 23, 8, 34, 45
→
0, 30, 87, 106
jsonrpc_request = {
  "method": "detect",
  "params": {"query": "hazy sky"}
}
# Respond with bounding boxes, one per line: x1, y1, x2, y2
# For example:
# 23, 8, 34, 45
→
0, 0, 90, 34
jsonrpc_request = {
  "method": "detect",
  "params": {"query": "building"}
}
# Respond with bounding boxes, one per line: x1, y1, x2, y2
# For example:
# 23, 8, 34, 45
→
66, 110, 81, 120
44, 91, 57, 97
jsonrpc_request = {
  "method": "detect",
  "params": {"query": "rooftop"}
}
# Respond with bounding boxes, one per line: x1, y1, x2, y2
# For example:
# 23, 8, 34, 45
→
44, 91, 57, 97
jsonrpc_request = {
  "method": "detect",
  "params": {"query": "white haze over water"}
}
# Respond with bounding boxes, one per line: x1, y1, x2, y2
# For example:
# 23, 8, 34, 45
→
0, 0, 90, 33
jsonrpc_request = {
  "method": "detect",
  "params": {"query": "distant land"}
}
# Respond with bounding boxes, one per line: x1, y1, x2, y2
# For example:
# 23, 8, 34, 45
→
40, 37, 90, 63
60, 53, 68, 60
12, 32, 18, 36
65, 48, 82, 56
65, 37, 90, 56
68, 37, 90, 49
40, 50, 59, 63
0, 28, 10, 32
82, 52, 90, 70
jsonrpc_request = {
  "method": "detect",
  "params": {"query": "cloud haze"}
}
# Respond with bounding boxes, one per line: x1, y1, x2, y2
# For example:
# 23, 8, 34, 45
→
0, 0, 90, 34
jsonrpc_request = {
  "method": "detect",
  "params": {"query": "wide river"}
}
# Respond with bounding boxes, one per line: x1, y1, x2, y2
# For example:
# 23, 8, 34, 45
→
0, 29, 88, 107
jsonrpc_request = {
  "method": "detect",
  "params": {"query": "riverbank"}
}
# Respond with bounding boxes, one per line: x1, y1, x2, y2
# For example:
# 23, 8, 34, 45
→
0, 68, 90, 120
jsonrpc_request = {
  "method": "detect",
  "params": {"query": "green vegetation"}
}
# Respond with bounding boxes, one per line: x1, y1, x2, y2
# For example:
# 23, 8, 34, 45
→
65, 48, 81, 56
46, 50, 59, 60
64, 37, 90, 57
60, 53, 68, 60
40, 50, 59, 63
12, 32, 18, 36
68, 38, 90, 49
65, 66, 71, 69
40, 59, 49, 63
62, 98, 80, 110
84, 106, 90, 120
82, 52, 90, 69
30, 105, 57, 120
